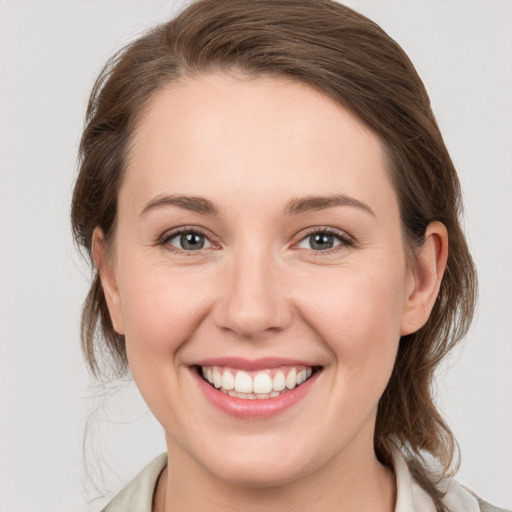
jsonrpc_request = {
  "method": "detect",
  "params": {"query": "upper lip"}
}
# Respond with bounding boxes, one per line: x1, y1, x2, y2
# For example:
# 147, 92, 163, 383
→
193, 357, 319, 371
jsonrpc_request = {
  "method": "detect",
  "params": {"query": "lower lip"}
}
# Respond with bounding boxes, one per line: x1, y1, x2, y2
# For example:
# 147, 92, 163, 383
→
191, 368, 320, 419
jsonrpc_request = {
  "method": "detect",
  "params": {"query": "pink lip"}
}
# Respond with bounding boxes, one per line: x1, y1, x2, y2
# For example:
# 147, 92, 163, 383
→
190, 366, 321, 420
194, 357, 315, 371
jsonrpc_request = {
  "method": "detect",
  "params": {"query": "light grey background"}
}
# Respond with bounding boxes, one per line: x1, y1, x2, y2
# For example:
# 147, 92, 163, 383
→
1, 1, 510, 511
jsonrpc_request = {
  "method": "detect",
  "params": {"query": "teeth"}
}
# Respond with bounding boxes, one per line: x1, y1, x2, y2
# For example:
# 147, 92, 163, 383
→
253, 373, 273, 394
297, 369, 306, 385
285, 368, 297, 390
201, 365, 314, 397
226, 390, 281, 400
213, 368, 222, 388
234, 370, 253, 393
222, 369, 235, 390
272, 371, 286, 391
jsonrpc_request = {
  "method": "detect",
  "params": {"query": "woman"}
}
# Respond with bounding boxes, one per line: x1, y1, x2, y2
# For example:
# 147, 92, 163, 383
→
70, 1, 507, 511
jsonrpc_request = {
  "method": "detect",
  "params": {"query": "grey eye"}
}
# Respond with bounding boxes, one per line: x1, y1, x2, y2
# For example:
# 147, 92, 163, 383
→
167, 232, 212, 251
298, 232, 343, 251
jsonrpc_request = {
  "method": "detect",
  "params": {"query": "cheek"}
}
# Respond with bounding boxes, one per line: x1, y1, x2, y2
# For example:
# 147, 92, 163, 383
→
116, 260, 212, 361
293, 258, 407, 383
311, 274, 404, 427
299, 262, 406, 336
114, 260, 215, 427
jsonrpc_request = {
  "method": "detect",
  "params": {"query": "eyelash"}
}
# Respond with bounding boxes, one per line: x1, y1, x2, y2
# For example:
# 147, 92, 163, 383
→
157, 226, 354, 254
295, 227, 354, 254
158, 226, 217, 255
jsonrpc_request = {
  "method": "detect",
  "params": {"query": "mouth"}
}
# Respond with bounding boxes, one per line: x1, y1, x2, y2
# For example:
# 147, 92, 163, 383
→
192, 364, 321, 400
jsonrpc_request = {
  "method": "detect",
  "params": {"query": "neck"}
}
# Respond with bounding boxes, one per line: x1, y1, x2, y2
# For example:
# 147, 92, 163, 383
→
154, 434, 395, 512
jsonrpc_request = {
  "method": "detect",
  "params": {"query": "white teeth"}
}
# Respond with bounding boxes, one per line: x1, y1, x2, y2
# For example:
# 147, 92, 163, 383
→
213, 368, 222, 388
225, 390, 281, 400
201, 365, 315, 397
228, 390, 255, 399
272, 371, 286, 391
285, 368, 297, 390
253, 373, 273, 394
222, 369, 235, 390
234, 370, 253, 393
297, 369, 306, 385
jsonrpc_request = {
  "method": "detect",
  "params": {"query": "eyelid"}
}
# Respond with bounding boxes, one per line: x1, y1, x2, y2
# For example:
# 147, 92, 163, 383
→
156, 225, 354, 254
292, 226, 355, 252
158, 225, 221, 252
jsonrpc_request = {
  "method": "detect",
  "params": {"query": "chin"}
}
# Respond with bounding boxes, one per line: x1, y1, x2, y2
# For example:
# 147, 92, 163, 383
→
208, 457, 308, 488
191, 434, 322, 488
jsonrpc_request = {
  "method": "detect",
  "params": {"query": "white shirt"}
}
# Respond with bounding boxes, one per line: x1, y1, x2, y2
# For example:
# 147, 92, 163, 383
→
101, 448, 490, 512
390, 444, 480, 512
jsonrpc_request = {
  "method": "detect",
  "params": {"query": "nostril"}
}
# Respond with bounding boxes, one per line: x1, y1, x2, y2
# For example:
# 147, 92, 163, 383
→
212, 269, 293, 338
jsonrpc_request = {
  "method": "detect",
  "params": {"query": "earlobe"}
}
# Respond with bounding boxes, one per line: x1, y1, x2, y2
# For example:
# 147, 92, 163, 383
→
400, 221, 448, 336
92, 228, 125, 335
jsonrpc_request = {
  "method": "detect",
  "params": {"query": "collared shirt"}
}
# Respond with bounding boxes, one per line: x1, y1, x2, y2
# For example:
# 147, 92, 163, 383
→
101, 449, 496, 512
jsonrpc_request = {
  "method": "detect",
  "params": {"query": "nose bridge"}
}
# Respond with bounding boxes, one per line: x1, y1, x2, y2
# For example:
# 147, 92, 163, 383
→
216, 238, 291, 338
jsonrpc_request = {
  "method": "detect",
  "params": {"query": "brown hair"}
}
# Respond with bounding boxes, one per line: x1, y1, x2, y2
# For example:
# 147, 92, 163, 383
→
71, 0, 477, 508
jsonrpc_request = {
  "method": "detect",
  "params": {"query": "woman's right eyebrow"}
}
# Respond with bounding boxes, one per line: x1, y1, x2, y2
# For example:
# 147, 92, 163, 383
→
139, 194, 219, 217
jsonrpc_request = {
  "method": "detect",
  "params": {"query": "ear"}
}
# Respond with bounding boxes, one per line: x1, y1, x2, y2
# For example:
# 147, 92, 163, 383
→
400, 221, 448, 335
92, 228, 125, 335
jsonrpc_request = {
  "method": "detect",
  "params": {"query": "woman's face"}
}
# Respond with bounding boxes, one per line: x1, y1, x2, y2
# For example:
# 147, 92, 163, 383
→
99, 73, 428, 486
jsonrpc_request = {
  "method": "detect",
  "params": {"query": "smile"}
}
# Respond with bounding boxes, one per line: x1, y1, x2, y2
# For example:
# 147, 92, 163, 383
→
199, 365, 315, 399
191, 359, 322, 419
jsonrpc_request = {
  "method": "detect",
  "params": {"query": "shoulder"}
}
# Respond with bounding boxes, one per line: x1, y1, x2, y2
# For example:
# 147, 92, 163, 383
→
439, 478, 510, 512
391, 441, 509, 512
101, 453, 168, 512
473, 494, 511, 512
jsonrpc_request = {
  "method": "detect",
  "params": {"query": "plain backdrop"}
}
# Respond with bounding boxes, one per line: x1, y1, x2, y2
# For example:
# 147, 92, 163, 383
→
0, 1, 510, 511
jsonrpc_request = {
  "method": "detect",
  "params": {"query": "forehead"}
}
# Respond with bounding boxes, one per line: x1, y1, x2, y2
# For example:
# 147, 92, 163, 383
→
122, 72, 397, 220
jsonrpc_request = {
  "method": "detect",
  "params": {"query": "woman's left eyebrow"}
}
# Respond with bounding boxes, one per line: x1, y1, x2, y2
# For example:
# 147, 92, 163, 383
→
284, 195, 375, 216
139, 194, 219, 217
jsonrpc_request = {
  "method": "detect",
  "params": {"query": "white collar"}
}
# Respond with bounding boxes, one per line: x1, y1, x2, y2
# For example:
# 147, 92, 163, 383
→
390, 445, 480, 512
391, 443, 418, 512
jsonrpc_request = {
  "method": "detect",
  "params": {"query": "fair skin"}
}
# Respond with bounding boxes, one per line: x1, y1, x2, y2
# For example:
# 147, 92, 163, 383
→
94, 72, 447, 512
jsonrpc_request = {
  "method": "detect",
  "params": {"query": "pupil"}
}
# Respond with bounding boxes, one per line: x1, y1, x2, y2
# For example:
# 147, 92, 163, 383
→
311, 233, 333, 250
181, 233, 204, 250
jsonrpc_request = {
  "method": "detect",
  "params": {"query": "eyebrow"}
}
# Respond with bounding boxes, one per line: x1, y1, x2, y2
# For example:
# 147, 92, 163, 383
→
139, 193, 374, 218
139, 194, 219, 217
284, 195, 375, 216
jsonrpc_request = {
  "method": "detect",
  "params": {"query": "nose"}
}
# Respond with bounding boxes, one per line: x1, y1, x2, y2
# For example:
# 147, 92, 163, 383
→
213, 246, 293, 340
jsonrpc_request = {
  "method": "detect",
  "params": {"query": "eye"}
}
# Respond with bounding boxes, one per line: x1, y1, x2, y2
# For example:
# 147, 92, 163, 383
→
297, 229, 352, 251
164, 230, 213, 251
